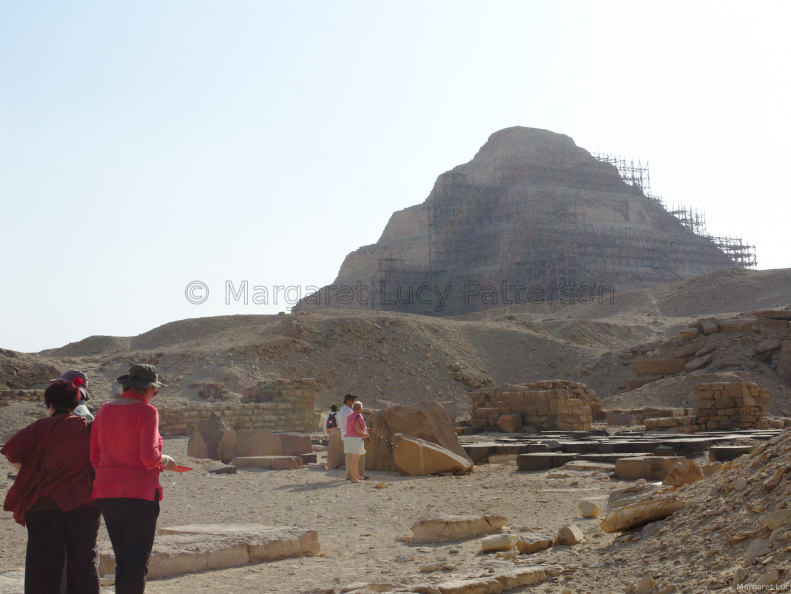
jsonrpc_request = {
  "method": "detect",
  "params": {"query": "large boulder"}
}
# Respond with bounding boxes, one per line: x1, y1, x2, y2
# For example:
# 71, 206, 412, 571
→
411, 514, 507, 543
662, 459, 704, 487
392, 433, 473, 476
601, 497, 684, 533
614, 456, 684, 482
516, 533, 552, 554
364, 403, 472, 471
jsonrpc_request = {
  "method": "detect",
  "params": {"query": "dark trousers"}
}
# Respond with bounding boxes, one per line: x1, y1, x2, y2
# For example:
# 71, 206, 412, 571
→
98, 497, 160, 594
25, 505, 101, 594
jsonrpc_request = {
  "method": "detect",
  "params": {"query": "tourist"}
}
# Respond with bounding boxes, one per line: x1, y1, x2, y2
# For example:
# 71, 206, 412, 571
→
51, 369, 94, 421
344, 400, 370, 483
90, 364, 178, 594
337, 393, 366, 480
1, 380, 100, 593
324, 404, 338, 436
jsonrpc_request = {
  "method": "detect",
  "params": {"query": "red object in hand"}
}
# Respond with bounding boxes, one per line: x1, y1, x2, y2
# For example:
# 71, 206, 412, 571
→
172, 465, 192, 473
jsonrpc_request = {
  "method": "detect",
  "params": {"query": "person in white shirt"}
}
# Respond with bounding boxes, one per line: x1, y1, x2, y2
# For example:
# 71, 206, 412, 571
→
337, 394, 366, 480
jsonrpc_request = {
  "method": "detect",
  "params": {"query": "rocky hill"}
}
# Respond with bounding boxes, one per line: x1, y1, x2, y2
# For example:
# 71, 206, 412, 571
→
2, 267, 790, 441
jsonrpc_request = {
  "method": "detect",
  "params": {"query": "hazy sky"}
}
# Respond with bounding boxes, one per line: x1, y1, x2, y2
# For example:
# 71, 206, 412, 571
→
2, 1, 789, 353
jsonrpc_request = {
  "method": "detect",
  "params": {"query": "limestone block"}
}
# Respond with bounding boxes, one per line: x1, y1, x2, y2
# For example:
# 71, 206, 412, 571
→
752, 308, 791, 320
188, 430, 238, 464
481, 534, 517, 552
718, 319, 755, 333
496, 414, 523, 433
761, 509, 791, 530
600, 497, 683, 533
515, 533, 553, 554
411, 514, 508, 543
493, 567, 547, 588
662, 459, 704, 487
656, 418, 681, 429
679, 328, 700, 340
233, 430, 312, 458
685, 354, 713, 371
436, 577, 503, 594
516, 453, 578, 471
555, 524, 584, 545
632, 358, 686, 376
606, 412, 638, 426
393, 433, 473, 476
672, 341, 705, 358
700, 320, 719, 334
577, 500, 600, 518
614, 456, 684, 482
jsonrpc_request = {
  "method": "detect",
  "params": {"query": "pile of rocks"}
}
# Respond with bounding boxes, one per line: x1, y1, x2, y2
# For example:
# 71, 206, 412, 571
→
468, 380, 599, 432
625, 308, 791, 393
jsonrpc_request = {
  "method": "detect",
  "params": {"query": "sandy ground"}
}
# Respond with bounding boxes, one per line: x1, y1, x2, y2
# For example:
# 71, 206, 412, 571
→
1, 435, 623, 593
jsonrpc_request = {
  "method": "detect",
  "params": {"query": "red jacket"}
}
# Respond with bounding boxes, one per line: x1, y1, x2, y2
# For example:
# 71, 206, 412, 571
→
90, 393, 164, 501
2, 413, 94, 526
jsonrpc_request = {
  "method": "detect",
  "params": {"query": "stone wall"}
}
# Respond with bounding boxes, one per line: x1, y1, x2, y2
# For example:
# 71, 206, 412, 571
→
0, 389, 45, 404
1, 381, 321, 437
694, 381, 769, 430
468, 380, 598, 432
643, 381, 769, 432
159, 378, 321, 436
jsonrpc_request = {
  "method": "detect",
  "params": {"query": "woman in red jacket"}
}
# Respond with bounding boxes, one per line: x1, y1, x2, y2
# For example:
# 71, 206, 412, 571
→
90, 364, 178, 594
2, 379, 100, 593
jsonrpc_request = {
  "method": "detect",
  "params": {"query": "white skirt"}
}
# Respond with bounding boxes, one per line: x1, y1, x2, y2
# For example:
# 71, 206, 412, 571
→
344, 436, 366, 455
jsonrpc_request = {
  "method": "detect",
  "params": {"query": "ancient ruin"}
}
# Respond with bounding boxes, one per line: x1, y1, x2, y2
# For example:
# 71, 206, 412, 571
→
298, 127, 756, 317
467, 380, 601, 432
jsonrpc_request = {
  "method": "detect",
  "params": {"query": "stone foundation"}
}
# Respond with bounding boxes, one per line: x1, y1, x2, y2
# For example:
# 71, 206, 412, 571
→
468, 380, 599, 432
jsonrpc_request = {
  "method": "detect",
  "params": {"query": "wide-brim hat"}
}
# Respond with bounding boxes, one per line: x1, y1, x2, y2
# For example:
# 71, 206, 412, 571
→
116, 364, 165, 388
51, 369, 89, 399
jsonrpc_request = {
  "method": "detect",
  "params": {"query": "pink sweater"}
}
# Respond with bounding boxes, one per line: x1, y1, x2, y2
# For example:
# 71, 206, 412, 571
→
345, 412, 367, 437
90, 392, 164, 501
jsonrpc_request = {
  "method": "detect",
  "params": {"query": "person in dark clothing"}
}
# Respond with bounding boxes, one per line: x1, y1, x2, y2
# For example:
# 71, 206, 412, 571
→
1, 380, 100, 594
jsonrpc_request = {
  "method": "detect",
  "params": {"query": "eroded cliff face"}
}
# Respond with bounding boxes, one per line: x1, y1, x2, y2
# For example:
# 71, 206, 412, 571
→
297, 126, 736, 315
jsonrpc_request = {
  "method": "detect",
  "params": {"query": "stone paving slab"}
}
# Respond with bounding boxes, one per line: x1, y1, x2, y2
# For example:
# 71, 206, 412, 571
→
99, 524, 319, 580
